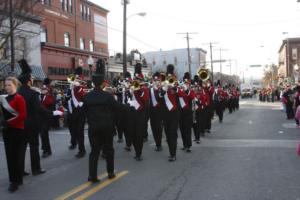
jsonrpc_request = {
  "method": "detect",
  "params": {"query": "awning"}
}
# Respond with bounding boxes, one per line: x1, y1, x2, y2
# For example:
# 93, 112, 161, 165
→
0, 62, 46, 81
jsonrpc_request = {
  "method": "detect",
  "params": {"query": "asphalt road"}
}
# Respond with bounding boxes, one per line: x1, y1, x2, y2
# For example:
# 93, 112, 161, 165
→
1, 99, 300, 200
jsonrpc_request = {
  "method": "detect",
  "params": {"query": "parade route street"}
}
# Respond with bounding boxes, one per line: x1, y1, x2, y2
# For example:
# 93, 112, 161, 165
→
1, 99, 300, 200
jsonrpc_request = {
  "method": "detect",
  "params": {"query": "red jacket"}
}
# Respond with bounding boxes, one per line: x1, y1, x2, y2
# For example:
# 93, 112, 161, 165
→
179, 89, 195, 110
1, 93, 27, 129
195, 90, 207, 111
162, 88, 178, 112
41, 94, 55, 109
133, 87, 149, 111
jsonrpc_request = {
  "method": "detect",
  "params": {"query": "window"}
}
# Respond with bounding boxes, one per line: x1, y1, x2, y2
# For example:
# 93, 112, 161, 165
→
69, 0, 72, 13
80, 38, 85, 50
89, 40, 94, 52
41, 0, 51, 5
83, 6, 87, 20
87, 7, 90, 21
64, 33, 70, 47
60, 0, 64, 10
40, 27, 47, 42
80, 4, 90, 21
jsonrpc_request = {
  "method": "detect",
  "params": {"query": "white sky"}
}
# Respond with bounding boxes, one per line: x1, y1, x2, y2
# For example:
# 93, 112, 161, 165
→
91, 0, 300, 78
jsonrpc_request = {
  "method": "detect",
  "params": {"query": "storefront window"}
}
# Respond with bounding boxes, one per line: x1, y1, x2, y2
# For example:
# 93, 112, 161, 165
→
64, 32, 70, 47
80, 38, 85, 50
89, 40, 94, 52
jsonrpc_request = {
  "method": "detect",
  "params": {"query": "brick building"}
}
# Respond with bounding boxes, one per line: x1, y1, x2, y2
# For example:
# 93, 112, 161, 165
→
33, 0, 109, 80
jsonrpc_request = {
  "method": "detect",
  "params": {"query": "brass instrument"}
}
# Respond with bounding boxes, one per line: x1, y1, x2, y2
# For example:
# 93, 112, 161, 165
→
103, 86, 116, 94
54, 80, 70, 86
164, 75, 177, 87
198, 68, 209, 81
130, 80, 141, 91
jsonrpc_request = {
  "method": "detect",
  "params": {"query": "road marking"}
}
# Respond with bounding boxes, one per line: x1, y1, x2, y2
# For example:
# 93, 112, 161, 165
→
54, 172, 108, 200
74, 171, 129, 200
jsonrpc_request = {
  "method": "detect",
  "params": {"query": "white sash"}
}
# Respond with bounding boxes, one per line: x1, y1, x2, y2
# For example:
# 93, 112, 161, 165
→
68, 99, 73, 114
131, 93, 141, 110
0, 95, 19, 120
164, 92, 174, 111
150, 88, 158, 107
179, 97, 186, 108
71, 88, 84, 108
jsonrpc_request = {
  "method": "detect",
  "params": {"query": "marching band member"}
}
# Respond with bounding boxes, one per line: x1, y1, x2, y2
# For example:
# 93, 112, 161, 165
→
203, 79, 214, 134
214, 80, 225, 123
67, 67, 87, 158
84, 58, 121, 182
1, 77, 26, 192
39, 78, 55, 158
179, 72, 195, 152
18, 59, 63, 177
149, 72, 164, 151
159, 64, 180, 161
193, 78, 207, 143
127, 63, 149, 161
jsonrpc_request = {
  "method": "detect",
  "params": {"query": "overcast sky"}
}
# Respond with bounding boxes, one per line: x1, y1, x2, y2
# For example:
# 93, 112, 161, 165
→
91, 0, 300, 78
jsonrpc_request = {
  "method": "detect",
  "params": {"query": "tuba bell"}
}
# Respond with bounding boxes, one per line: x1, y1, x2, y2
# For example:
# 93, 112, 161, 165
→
130, 80, 141, 91
198, 68, 209, 81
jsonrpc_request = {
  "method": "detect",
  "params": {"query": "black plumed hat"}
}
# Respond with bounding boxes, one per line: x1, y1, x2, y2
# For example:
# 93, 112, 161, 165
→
92, 59, 106, 87
217, 80, 221, 86
193, 75, 199, 84
183, 72, 191, 80
125, 71, 132, 79
134, 63, 142, 75
166, 64, 174, 75
43, 78, 51, 85
18, 59, 32, 84
75, 67, 83, 76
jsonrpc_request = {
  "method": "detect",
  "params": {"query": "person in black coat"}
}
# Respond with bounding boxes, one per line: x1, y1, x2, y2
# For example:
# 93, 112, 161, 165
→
84, 59, 123, 182
17, 59, 63, 176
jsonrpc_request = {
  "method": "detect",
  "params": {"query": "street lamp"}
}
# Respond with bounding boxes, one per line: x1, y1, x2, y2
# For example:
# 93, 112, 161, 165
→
87, 56, 94, 80
122, 0, 146, 78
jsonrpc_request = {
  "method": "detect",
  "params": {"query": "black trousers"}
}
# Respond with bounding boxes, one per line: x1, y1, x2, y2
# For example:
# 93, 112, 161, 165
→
286, 103, 294, 119
150, 107, 163, 147
215, 101, 224, 122
163, 109, 179, 157
143, 105, 150, 140
123, 108, 133, 148
228, 99, 234, 113
3, 127, 25, 184
40, 117, 52, 153
67, 112, 77, 147
204, 106, 212, 131
179, 109, 193, 148
22, 127, 42, 173
129, 109, 146, 156
116, 109, 126, 140
193, 109, 205, 140
88, 126, 114, 179
69, 109, 86, 152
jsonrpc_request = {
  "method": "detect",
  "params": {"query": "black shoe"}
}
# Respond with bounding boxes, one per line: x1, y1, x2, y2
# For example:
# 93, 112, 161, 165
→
206, 130, 211, 133
8, 183, 19, 193
155, 146, 162, 152
42, 152, 52, 158
108, 173, 116, 179
75, 151, 86, 158
124, 146, 131, 152
186, 148, 191, 153
23, 171, 30, 176
193, 139, 197, 142
196, 140, 200, 144
168, 156, 176, 162
117, 138, 123, 143
69, 145, 77, 150
32, 169, 46, 176
181, 147, 186, 150
134, 155, 143, 161
88, 177, 100, 183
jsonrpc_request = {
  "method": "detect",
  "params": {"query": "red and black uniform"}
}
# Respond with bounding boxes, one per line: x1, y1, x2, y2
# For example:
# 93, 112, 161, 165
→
204, 85, 214, 132
67, 84, 87, 156
193, 88, 208, 141
142, 84, 150, 142
40, 92, 55, 155
179, 88, 195, 150
214, 86, 225, 123
1, 93, 26, 185
149, 86, 163, 149
127, 87, 149, 159
159, 87, 180, 158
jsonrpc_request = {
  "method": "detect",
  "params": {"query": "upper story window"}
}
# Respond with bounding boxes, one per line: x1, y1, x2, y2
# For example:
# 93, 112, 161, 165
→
40, 27, 47, 43
89, 40, 94, 52
41, 0, 51, 6
80, 4, 91, 21
64, 32, 70, 47
80, 38, 85, 50
61, 0, 72, 13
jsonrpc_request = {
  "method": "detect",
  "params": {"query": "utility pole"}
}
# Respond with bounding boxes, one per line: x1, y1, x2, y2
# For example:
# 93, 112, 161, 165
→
122, 0, 128, 77
177, 32, 197, 75
214, 48, 228, 83
10, 0, 15, 72
203, 42, 219, 83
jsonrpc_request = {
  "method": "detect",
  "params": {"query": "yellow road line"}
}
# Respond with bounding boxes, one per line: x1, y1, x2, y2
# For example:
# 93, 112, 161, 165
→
74, 171, 129, 200
54, 173, 108, 200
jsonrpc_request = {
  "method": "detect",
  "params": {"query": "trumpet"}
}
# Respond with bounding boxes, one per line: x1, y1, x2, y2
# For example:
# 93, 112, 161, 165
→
53, 80, 70, 86
130, 80, 141, 91
198, 68, 209, 81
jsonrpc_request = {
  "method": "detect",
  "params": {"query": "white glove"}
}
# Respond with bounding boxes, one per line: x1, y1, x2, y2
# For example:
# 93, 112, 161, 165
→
53, 110, 63, 116
162, 86, 168, 91
73, 81, 80, 86
78, 102, 83, 107
183, 84, 188, 91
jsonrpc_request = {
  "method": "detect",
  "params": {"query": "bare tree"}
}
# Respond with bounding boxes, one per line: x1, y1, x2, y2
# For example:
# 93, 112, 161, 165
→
0, 0, 39, 71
